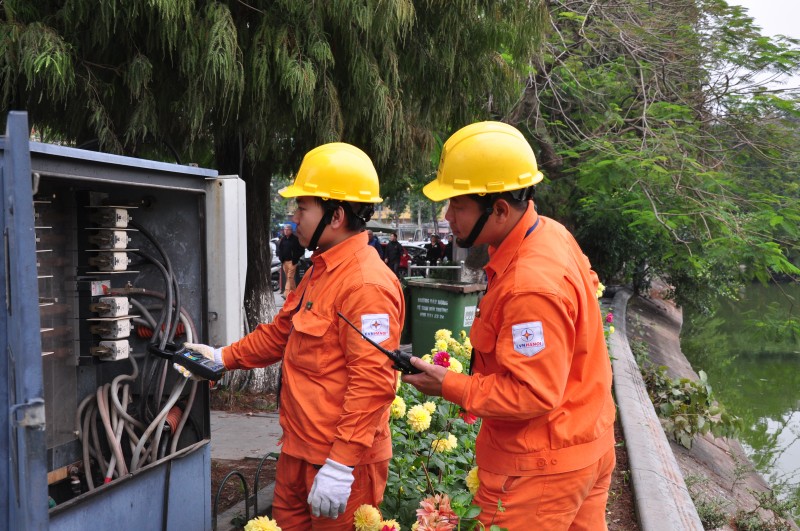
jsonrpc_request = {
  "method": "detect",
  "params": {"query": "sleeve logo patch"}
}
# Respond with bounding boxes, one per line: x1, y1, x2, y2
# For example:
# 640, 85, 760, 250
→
361, 313, 390, 344
512, 322, 545, 357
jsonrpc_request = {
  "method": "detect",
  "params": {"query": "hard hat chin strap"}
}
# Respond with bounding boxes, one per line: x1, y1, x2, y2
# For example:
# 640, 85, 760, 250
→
305, 200, 375, 251
457, 187, 535, 248
305, 205, 335, 252
458, 200, 495, 249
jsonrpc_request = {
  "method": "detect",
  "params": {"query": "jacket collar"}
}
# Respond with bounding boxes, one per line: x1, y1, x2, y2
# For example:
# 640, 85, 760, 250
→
485, 202, 538, 279
312, 231, 369, 271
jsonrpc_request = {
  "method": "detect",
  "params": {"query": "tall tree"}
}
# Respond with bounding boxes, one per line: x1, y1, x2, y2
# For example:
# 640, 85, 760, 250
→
508, 0, 800, 311
1, 0, 547, 389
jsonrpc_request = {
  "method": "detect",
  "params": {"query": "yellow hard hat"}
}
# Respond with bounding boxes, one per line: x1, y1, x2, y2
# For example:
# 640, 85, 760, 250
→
279, 142, 383, 203
423, 121, 543, 202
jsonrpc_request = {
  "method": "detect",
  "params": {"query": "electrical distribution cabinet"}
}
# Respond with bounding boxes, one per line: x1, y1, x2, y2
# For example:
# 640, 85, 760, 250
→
1, 112, 247, 530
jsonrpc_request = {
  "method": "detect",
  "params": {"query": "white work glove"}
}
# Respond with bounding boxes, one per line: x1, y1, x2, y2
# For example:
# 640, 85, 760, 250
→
172, 342, 224, 380
307, 458, 355, 519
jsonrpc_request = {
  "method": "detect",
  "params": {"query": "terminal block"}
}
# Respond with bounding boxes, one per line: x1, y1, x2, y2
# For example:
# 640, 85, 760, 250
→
88, 230, 131, 249
88, 252, 130, 271
90, 296, 130, 317
90, 340, 130, 361
90, 207, 131, 228
89, 319, 132, 340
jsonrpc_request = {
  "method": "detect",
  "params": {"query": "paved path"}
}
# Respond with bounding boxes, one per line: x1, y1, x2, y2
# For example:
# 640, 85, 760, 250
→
210, 411, 282, 461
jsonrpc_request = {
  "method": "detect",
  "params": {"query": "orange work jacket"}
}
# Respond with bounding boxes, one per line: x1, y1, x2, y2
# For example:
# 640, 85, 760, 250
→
441, 203, 615, 476
221, 232, 405, 467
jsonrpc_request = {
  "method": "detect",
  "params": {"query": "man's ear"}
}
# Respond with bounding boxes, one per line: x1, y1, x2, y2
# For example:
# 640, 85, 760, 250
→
492, 198, 511, 223
329, 205, 346, 229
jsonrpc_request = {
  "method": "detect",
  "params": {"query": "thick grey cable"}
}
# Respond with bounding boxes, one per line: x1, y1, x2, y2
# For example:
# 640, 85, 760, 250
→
96, 384, 127, 478
129, 220, 180, 344
130, 378, 187, 471
132, 250, 173, 350
78, 395, 94, 490
169, 380, 198, 455
105, 384, 130, 481
113, 289, 198, 345
129, 296, 163, 422
109, 350, 145, 431
169, 320, 200, 454
149, 361, 170, 463
89, 406, 107, 484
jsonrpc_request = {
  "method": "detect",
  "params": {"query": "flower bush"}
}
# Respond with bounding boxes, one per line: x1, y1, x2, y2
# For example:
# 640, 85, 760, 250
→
244, 516, 281, 531
597, 282, 615, 346
379, 328, 489, 530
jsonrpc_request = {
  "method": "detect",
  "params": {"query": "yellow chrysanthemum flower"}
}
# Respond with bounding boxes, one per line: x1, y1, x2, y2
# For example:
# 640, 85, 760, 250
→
244, 516, 282, 531
434, 329, 452, 341
435, 339, 448, 351
459, 330, 467, 339
422, 401, 436, 414
390, 395, 406, 419
466, 466, 480, 495
609, 325, 615, 334
447, 338, 460, 349
411, 523, 419, 531
448, 357, 463, 373
463, 338, 472, 350
353, 504, 382, 531
406, 405, 432, 432
596, 281, 606, 299
432, 433, 458, 453
421, 354, 432, 364
380, 519, 401, 530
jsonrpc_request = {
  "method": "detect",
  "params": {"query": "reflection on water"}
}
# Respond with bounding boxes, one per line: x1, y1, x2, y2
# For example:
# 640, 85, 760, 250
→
681, 283, 800, 515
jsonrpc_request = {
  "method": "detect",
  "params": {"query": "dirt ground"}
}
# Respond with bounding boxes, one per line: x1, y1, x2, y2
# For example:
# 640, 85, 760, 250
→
609, 421, 641, 530
212, 457, 276, 520
209, 391, 639, 527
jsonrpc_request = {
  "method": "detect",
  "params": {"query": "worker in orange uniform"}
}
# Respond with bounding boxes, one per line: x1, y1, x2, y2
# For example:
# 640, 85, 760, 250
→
177, 143, 405, 529
403, 122, 616, 530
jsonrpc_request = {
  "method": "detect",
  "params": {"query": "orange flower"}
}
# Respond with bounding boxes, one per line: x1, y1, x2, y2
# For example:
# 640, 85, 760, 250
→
415, 493, 457, 531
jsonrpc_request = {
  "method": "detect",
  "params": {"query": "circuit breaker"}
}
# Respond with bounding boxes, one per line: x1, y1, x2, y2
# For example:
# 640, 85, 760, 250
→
1, 112, 247, 530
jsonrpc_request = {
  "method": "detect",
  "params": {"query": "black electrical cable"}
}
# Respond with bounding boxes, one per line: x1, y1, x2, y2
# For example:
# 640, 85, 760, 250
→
129, 221, 181, 347
131, 250, 174, 423
130, 250, 174, 349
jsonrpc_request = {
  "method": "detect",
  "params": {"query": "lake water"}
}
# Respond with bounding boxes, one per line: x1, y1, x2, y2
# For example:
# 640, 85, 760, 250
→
680, 283, 800, 515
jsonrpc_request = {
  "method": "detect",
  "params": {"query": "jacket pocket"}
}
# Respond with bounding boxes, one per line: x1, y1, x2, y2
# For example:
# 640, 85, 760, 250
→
290, 309, 335, 373
469, 318, 496, 372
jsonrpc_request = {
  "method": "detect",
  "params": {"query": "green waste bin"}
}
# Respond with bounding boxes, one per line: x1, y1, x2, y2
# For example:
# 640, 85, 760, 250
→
405, 278, 486, 357
399, 276, 424, 345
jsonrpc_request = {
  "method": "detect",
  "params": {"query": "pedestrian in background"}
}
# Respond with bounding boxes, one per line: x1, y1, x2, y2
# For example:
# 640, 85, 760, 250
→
179, 142, 404, 530
277, 224, 304, 295
384, 232, 403, 277
424, 234, 445, 265
366, 229, 384, 259
403, 121, 615, 530
444, 233, 454, 262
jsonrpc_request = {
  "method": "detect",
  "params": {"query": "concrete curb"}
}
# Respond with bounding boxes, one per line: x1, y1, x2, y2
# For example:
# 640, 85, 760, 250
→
215, 482, 275, 531
609, 288, 704, 530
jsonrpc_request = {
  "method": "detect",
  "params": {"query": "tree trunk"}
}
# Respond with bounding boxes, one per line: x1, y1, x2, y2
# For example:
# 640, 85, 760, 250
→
461, 244, 490, 284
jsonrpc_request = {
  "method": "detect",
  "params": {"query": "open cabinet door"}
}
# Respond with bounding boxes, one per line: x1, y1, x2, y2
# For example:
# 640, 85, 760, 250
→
1, 111, 48, 531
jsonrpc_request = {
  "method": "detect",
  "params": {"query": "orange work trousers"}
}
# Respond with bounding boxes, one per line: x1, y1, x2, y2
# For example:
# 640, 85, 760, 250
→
272, 453, 389, 530
474, 446, 616, 530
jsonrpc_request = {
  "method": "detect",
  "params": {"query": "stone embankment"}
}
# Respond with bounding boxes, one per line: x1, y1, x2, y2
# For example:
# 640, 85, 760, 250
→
612, 287, 798, 531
